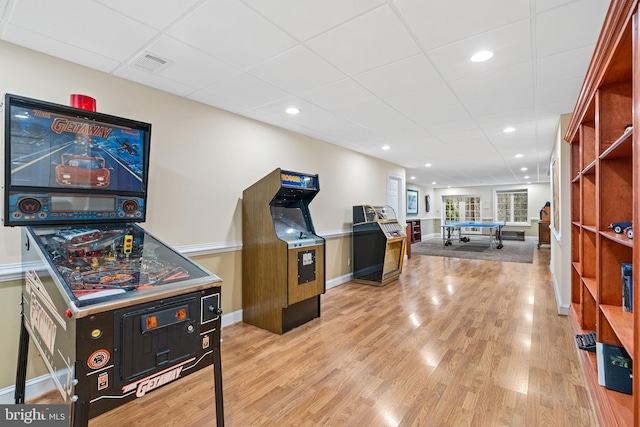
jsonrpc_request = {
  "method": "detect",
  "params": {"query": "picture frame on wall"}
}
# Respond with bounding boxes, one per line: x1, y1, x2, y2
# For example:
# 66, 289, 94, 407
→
407, 189, 418, 215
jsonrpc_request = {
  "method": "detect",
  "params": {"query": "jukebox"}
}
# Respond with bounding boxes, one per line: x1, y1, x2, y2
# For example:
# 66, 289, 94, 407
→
4, 94, 224, 426
242, 168, 325, 334
352, 205, 406, 286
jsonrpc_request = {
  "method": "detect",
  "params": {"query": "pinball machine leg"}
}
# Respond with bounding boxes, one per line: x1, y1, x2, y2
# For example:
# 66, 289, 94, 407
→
71, 361, 90, 427
213, 345, 225, 427
15, 314, 29, 404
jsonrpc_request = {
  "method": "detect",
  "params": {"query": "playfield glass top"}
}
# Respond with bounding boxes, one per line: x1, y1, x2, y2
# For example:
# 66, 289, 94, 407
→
30, 223, 212, 307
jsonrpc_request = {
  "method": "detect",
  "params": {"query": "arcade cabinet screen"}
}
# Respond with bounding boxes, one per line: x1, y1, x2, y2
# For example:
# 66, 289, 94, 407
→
3, 94, 151, 226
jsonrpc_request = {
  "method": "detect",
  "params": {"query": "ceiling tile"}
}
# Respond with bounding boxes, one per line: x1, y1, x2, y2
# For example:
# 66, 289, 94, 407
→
306, 5, 421, 75
145, 36, 239, 89
464, 88, 534, 118
2, 24, 120, 73
94, 0, 200, 30
448, 62, 533, 102
248, 46, 345, 93
115, 65, 197, 97
537, 45, 594, 86
299, 78, 379, 114
187, 91, 248, 114
395, 0, 530, 50
0, 0, 8, 17
256, 97, 356, 133
536, 0, 574, 12
536, 76, 583, 107
243, 0, 385, 41
202, 72, 289, 109
353, 54, 443, 98
536, 0, 609, 57
386, 84, 458, 115
168, 0, 298, 68
8, 0, 156, 61
427, 20, 531, 82
407, 103, 471, 128
474, 106, 536, 128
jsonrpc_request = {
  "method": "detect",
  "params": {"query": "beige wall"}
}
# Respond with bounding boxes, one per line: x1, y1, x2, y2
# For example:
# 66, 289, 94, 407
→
0, 41, 404, 391
550, 114, 572, 314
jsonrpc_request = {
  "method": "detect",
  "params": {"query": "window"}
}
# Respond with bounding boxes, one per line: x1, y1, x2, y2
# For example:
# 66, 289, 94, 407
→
442, 196, 481, 224
496, 190, 528, 224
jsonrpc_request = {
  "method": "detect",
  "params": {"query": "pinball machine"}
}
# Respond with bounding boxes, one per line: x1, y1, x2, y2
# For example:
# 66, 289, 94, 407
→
3, 94, 224, 426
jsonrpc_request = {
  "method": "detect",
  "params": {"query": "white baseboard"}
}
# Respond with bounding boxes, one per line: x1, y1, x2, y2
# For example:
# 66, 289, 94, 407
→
0, 375, 56, 404
551, 265, 570, 315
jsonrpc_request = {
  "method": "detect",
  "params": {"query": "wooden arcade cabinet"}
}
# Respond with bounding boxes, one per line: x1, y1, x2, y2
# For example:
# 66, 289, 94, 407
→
242, 168, 325, 334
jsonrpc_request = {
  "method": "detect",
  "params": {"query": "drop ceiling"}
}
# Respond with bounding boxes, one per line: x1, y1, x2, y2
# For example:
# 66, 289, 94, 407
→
0, 0, 609, 188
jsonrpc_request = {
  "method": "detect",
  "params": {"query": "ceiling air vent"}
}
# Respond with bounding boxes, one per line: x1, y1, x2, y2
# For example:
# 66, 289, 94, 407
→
134, 53, 169, 72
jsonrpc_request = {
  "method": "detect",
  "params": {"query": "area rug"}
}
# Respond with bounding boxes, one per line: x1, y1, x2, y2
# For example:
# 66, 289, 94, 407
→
410, 237, 535, 264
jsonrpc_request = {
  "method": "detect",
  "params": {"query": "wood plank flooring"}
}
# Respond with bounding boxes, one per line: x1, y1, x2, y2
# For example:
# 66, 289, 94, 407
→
36, 247, 599, 426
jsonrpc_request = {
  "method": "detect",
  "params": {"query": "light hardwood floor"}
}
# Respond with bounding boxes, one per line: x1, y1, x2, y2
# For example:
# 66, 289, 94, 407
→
38, 246, 599, 426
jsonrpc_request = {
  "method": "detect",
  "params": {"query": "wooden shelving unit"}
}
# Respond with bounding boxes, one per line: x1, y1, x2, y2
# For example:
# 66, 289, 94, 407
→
408, 219, 421, 243
565, 1, 639, 425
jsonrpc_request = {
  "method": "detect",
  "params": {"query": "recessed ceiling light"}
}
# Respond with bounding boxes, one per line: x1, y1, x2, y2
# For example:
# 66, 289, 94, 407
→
503, 127, 516, 133
527, 182, 532, 184
381, 145, 390, 150
285, 107, 300, 115
425, 163, 432, 167
471, 50, 493, 62
515, 154, 523, 158
410, 176, 416, 180
520, 167, 528, 171
524, 175, 530, 179
432, 181, 436, 185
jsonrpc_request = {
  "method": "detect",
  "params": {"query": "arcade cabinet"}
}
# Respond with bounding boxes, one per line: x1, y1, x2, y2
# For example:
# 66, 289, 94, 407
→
352, 205, 406, 286
242, 168, 325, 334
4, 94, 224, 426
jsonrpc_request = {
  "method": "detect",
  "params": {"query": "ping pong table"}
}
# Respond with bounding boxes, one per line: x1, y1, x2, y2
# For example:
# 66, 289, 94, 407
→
441, 221, 505, 249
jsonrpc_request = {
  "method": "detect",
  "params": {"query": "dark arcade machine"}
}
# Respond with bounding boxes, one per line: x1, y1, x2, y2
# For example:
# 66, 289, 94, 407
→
242, 168, 325, 334
352, 205, 406, 286
4, 94, 224, 426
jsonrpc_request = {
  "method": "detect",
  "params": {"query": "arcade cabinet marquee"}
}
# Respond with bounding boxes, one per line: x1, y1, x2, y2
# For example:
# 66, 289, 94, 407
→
3, 94, 224, 426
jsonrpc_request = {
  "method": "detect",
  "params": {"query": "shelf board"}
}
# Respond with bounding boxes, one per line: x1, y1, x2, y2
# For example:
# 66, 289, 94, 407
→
583, 277, 597, 300
600, 304, 634, 356
600, 230, 634, 248
572, 261, 581, 273
572, 173, 581, 183
600, 128, 632, 160
583, 224, 597, 233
